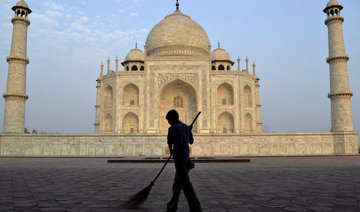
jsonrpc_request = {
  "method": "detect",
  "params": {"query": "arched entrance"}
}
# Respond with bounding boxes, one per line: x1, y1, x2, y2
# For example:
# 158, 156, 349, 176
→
159, 79, 197, 133
122, 112, 139, 133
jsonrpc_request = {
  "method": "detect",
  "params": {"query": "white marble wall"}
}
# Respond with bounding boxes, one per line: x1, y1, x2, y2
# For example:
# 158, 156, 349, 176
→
0, 132, 358, 157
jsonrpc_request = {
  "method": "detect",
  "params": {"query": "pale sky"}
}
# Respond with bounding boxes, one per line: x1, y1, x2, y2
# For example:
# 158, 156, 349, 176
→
0, 0, 359, 138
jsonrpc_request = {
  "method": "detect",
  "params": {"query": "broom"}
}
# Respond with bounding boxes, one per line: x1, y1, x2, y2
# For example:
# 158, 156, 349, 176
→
122, 111, 201, 209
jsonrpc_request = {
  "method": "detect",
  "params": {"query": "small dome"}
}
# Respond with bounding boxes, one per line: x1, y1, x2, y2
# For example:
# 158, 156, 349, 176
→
211, 48, 232, 62
324, 0, 342, 13
145, 10, 210, 57
327, 0, 340, 8
124, 48, 144, 63
16, 0, 29, 8
12, 0, 31, 13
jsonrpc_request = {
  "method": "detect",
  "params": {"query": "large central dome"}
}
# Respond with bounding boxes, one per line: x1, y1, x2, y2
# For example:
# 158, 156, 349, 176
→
145, 10, 210, 57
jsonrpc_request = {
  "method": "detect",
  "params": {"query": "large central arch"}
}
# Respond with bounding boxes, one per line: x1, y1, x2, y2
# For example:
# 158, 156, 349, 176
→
159, 79, 197, 133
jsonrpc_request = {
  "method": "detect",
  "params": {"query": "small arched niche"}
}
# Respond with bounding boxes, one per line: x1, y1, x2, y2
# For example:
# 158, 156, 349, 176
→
243, 85, 252, 107
123, 83, 139, 106
217, 83, 234, 106
244, 113, 253, 133
218, 112, 234, 133
122, 112, 139, 133
104, 86, 113, 108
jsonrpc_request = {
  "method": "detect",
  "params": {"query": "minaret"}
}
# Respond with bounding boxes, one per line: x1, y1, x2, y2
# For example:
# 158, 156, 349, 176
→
324, 0, 353, 132
3, 1, 31, 133
94, 64, 103, 133
253, 62, 262, 132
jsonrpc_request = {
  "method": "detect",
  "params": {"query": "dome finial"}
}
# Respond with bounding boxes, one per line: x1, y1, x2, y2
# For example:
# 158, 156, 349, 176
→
135, 42, 138, 48
176, 0, 179, 10
218, 42, 220, 48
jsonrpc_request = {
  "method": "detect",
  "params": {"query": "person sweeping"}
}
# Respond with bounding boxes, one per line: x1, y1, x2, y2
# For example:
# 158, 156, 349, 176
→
122, 110, 202, 210
166, 110, 202, 212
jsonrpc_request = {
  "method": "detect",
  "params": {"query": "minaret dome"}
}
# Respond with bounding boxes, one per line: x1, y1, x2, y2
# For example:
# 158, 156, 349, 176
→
12, 0, 32, 17
323, 0, 343, 16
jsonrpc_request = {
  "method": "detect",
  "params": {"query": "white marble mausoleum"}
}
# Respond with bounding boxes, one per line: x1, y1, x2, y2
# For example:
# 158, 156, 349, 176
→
0, 0, 358, 157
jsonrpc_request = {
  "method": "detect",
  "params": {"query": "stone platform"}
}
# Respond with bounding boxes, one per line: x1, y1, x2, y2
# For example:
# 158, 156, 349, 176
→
0, 132, 358, 157
1, 156, 360, 211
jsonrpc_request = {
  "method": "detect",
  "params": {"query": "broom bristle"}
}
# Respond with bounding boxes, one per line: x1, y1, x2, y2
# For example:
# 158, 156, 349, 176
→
122, 182, 154, 209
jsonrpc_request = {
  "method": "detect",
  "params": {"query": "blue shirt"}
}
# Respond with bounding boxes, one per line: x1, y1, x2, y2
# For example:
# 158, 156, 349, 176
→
167, 121, 194, 161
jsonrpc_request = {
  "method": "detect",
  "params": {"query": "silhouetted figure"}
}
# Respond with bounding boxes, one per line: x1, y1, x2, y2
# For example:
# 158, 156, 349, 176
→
166, 109, 202, 212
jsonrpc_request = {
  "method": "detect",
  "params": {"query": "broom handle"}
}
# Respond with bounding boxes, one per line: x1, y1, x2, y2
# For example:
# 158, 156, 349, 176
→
189, 111, 201, 128
151, 111, 201, 185
151, 154, 172, 184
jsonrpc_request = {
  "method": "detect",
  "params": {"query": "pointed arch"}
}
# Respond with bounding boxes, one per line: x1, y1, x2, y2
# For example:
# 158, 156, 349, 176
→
243, 85, 252, 107
227, 65, 230, 70
122, 112, 139, 133
140, 66, 144, 71
218, 64, 225, 70
159, 79, 197, 133
244, 113, 253, 132
131, 65, 138, 71
104, 86, 113, 108
104, 114, 112, 133
217, 83, 234, 105
218, 112, 234, 133
212, 65, 216, 70
123, 83, 139, 106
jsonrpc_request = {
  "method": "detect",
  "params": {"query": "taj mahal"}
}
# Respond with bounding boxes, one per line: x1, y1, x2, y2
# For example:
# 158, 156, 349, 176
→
0, 0, 358, 157
94, 2, 261, 135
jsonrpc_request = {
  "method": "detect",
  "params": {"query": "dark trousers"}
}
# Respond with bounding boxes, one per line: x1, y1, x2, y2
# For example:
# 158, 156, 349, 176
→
167, 160, 202, 212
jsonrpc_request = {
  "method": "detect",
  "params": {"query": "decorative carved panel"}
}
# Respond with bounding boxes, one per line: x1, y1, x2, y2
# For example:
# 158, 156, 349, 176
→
158, 73, 199, 88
